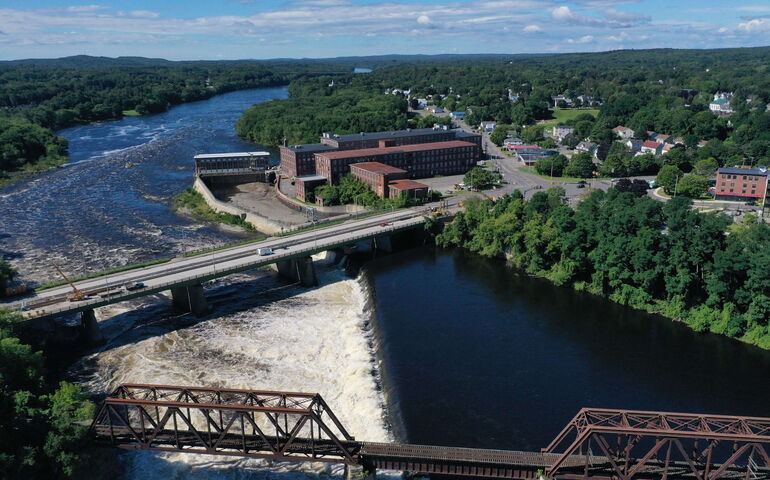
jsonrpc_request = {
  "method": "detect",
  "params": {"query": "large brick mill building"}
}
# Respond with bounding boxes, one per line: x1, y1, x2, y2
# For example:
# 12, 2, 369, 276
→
280, 126, 481, 178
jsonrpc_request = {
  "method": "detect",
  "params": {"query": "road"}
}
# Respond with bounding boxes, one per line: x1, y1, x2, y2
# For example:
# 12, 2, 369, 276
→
453, 118, 614, 206
4, 207, 437, 319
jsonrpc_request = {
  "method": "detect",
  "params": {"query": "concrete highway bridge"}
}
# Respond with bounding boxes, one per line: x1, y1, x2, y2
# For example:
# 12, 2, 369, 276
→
90, 384, 770, 480
5, 207, 434, 343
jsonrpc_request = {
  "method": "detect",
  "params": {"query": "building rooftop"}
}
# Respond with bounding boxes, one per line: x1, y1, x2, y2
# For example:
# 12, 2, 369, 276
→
350, 162, 407, 175
194, 152, 269, 159
283, 143, 337, 153
316, 140, 477, 160
388, 179, 429, 190
642, 141, 661, 149
294, 174, 328, 182
323, 127, 454, 143
718, 167, 769, 176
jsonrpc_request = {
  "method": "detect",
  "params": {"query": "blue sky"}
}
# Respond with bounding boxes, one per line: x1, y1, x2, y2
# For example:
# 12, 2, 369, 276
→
1, 0, 769, 60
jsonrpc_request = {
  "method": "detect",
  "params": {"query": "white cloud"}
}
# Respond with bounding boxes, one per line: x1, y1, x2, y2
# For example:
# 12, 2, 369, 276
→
736, 5, 770, 12
417, 14, 432, 25
567, 34, 594, 43
551, 6, 573, 21
523, 24, 542, 33
130, 10, 160, 19
65, 5, 105, 13
603, 7, 649, 23
738, 18, 770, 31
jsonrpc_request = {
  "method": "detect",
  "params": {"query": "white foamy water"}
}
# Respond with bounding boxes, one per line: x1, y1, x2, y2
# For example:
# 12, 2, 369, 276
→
71, 264, 391, 479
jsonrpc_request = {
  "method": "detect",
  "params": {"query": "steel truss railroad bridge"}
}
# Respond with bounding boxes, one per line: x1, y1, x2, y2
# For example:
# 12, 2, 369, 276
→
90, 384, 770, 480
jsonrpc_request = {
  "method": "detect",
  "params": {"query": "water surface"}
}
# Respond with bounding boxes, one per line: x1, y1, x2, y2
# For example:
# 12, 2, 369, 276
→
0, 87, 287, 282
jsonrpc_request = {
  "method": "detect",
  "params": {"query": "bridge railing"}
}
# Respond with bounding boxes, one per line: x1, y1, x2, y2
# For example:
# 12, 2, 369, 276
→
22, 214, 428, 319
543, 408, 770, 480
89, 384, 360, 463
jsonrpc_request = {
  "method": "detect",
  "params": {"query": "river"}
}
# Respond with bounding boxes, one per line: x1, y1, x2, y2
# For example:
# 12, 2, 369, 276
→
2, 87, 770, 479
0, 87, 287, 284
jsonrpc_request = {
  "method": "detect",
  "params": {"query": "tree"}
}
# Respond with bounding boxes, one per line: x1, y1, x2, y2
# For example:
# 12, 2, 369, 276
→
0, 258, 16, 292
656, 164, 683, 194
694, 157, 719, 177
464, 167, 499, 189
0, 308, 94, 478
676, 174, 709, 198
614, 178, 650, 197
520, 125, 544, 144
489, 125, 511, 146
535, 154, 568, 177
564, 153, 595, 178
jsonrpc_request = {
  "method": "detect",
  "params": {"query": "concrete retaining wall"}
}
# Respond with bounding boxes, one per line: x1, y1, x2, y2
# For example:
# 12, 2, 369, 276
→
193, 176, 284, 235
275, 176, 367, 215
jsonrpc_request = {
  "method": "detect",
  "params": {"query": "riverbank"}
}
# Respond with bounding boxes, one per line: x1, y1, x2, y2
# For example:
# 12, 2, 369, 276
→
436, 190, 770, 350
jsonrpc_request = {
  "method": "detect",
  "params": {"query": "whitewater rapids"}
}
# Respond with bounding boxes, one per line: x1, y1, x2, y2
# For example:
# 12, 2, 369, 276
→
70, 260, 392, 479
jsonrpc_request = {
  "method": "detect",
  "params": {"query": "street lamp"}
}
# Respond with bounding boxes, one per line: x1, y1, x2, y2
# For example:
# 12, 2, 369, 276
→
674, 173, 683, 196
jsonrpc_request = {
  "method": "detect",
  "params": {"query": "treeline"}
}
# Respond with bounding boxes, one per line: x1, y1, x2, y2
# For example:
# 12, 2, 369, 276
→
0, 307, 94, 478
0, 57, 351, 176
437, 189, 770, 349
279, 47, 770, 170
236, 86, 408, 147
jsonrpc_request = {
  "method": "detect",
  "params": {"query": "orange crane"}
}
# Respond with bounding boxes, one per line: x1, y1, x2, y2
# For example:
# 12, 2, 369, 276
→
53, 264, 86, 302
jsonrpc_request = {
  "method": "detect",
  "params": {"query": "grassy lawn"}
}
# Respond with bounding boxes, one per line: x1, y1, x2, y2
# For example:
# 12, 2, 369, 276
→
122, 109, 142, 116
174, 188, 256, 231
519, 166, 596, 184
539, 108, 600, 125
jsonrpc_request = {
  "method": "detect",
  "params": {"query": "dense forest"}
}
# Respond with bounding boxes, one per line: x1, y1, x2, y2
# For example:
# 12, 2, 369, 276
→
237, 47, 770, 172
436, 189, 770, 349
0, 57, 352, 177
0, 307, 94, 478
236, 87, 409, 146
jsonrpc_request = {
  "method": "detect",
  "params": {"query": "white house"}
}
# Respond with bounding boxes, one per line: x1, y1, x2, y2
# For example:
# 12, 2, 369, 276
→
552, 94, 574, 107
480, 121, 497, 133
552, 125, 575, 141
710, 92, 734, 115
427, 105, 444, 114
641, 140, 663, 155
612, 126, 635, 140
626, 139, 643, 152
576, 141, 597, 155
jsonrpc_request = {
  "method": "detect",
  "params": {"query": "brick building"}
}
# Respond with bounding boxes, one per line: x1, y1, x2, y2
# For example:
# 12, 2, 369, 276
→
279, 127, 481, 178
715, 167, 769, 201
388, 179, 429, 199
315, 140, 478, 184
294, 175, 328, 203
350, 162, 407, 198
320, 127, 458, 150
279, 143, 337, 178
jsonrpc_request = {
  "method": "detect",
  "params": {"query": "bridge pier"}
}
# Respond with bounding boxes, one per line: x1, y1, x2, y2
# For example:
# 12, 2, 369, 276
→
274, 257, 317, 287
81, 309, 105, 346
372, 235, 393, 253
344, 465, 375, 480
171, 284, 209, 316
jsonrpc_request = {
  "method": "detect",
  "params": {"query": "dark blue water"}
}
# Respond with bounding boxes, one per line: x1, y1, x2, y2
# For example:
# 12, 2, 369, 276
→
365, 247, 770, 450
0, 87, 287, 282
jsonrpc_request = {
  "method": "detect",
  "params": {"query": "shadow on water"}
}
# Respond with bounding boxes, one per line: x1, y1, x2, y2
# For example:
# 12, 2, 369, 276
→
363, 246, 770, 452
